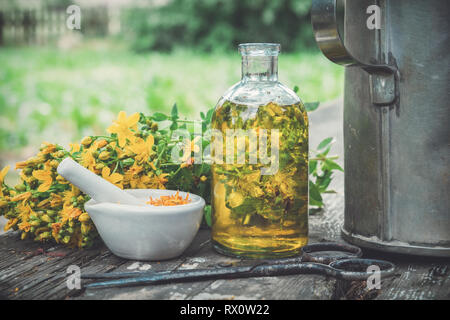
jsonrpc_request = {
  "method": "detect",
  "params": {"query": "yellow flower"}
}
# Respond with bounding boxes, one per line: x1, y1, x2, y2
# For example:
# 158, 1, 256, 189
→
180, 157, 194, 168
10, 191, 32, 203
107, 111, 140, 147
109, 141, 125, 159
50, 193, 63, 207
267, 102, 284, 116
81, 222, 91, 235
243, 171, 261, 184
128, 163, 144, 176
20, 170, 34, 185
180, 136, 201, 162
37, 198, 50, 208
273, 169, 297, 199
62, 185, 80, 206
15, 161, 29, 170
51, 222, 62, 241
56, 174, 70, 184
18, 221, 31, 233
249, 186, 264, 198
126, 136, 155, 164
0, 165, 10, 197
81, 136, 93, 146
98, 151, 110, 161
124, 163, 143, 185
47, 159, 60, 168
80, 142, 99, 172
32, 169, 53, 193
4, 218, 18, 231
78, 213, 90, 222
81, 151, 96, 170
60, 206, 82, 224
16, 202, 33, 221
148, 161, 157, 170
129, 174, 150, 189
69, 143, 81, 154
155, 173, 169, 189
228, 191, 244, 208
15, 155, 45, 169
102, 167, 123, 188
96, 139, 108, 148
40, 142, 56, 154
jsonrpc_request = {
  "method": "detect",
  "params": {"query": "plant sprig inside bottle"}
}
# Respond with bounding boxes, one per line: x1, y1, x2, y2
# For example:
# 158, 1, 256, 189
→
212, 101, 308, 226
211, 43, 309, 258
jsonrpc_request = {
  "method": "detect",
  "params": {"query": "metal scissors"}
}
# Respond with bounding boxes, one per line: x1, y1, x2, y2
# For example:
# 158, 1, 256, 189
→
81, 242, 396, 289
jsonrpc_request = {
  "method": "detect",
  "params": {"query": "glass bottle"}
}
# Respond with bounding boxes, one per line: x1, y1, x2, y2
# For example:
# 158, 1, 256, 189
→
211, 43, 309, 259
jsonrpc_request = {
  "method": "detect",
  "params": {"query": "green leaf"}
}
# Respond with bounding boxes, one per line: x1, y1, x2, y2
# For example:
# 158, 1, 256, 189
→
152, 112, 168, 121
304, 102, 320, 112
316, 170, 333, 192
309, 181, 323, 203
309, 159, 317, 175
200, 111, 206, 120
317, 137, 334, 150
170, 121, 178, 131
309, 196, 324, 207
316, 146, 331, 157
206, 108, 214, 124
293, 85, 299, 93
231, 198, 259, 216
171, 103, 179, 120
324, 159, 344, 172
204, 205, 212, 227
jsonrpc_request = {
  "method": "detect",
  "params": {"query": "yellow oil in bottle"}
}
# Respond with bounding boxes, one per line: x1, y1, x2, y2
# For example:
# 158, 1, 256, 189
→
211, 100, 308, 259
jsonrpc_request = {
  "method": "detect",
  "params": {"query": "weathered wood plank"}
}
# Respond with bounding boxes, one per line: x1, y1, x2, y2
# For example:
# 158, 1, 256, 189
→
1, 180, 448, 300
1, 238, 98, 299
375, 259, 449, 300
77, 232, 231, 300
187, 275, 336, 300
76, 217, 342, 301
27, 249, 127, 300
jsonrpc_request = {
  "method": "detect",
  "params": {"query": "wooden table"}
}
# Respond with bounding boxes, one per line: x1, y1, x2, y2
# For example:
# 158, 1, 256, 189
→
1, 100, 448, 300
0, 190, 448, 300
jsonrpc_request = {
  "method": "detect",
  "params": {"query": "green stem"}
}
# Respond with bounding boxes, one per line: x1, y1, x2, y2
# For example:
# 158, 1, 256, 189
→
170, 119, 199, 123
112, 161, 120, 174
154, 145, 167, 167
310, 156, 339, 161
160, 163, 180, 167
170, 165, 183, 178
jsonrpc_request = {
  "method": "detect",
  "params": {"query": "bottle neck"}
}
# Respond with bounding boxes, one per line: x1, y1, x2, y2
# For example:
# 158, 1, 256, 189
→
241, 55, 278, 82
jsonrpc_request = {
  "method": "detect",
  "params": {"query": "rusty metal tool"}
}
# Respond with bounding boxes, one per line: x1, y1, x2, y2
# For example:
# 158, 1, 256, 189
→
81, 242, 395, 289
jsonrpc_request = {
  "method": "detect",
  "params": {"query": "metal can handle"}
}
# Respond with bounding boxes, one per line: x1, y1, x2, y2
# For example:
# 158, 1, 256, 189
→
311, 0, 354, 66
311, 0, 398, 106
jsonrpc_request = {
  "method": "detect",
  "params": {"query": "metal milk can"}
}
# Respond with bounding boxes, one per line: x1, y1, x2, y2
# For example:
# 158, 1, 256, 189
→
311, 0, 449, 256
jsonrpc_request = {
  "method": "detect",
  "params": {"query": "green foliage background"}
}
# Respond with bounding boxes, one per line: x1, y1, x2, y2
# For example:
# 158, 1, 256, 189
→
123, 0, 314, 52
0, 44, 343, 157
0, 0, 344, 190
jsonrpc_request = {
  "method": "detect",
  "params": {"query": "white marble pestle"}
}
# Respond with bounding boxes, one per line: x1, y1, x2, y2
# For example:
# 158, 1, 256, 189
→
57, 157, 143, 206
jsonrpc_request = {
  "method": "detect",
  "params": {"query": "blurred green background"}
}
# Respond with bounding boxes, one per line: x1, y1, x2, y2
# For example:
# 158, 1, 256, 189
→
0, 0, 343, 170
